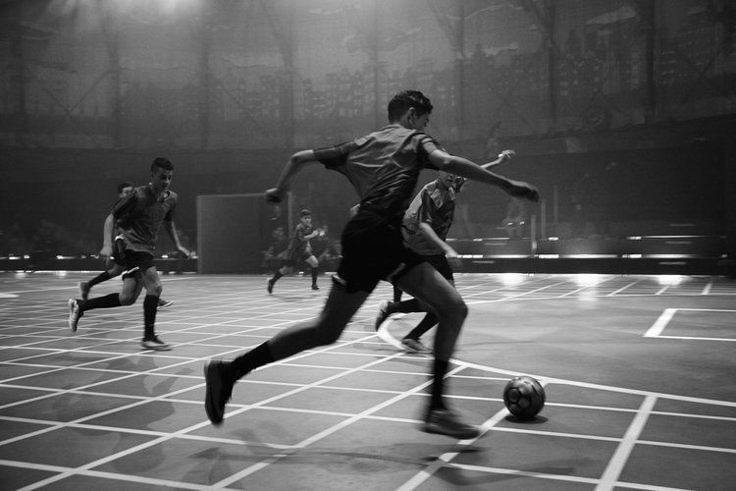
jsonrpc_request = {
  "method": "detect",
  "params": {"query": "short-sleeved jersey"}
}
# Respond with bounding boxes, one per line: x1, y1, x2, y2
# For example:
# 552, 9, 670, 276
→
286, 221, 314, 259
402, 180, 457, 256
112, 185, 177, 255
314, 123, 441, 224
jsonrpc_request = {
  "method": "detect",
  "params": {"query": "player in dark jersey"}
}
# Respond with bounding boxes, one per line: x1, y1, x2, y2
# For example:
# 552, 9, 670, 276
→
67, 157, 190, 351
78, 182, 173, 309
375, 150, 517, 353
204, 90, 539, 439
267, 209, 322, 293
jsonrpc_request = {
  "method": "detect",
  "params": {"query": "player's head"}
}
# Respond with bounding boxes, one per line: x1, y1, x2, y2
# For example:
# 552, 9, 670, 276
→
117, 181, 134, 198
150, 157, 174, 192
388, 90, 433, 131
438, 171, 467, 192
299, 209, 312, 224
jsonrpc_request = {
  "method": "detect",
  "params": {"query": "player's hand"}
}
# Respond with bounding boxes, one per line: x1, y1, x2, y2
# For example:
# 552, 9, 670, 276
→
99, 245, 112, 260
506, 180, 540, 202
265, 188, 285, 204
498, 149, 516, 162
445, 248, 463, 269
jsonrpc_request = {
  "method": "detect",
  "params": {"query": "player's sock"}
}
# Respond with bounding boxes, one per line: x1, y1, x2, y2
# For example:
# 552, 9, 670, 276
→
143, 295, 158, 339
406, 313, 438, 340
230, 341, 275, 380
392, 286, 403, 303
393, 298, 422, 314
430, 358, 449, 411
87, 271, 112, 288
81, 293, 121, 312
311, 267, 318, 287
271, 271, 283, 284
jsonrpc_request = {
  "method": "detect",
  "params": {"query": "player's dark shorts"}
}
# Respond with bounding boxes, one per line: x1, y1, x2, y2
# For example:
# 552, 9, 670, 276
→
121, 250, 156, 279
335, 210, 425, 293
112, 236, 128, 267
282, 249, 314, 267
423, 253, 454, 285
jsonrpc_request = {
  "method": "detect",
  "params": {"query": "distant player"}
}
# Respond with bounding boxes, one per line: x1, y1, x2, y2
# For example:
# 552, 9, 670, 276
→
78, 182, 173, 309
374, 150, 516, 353
67, 157, 190, 350
267, 209, 322, 293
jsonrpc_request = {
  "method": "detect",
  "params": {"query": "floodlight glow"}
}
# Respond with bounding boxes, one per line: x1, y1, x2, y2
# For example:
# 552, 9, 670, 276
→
575, 274, 603, 287
500, 273, 526, 287
656, 275, 684, 286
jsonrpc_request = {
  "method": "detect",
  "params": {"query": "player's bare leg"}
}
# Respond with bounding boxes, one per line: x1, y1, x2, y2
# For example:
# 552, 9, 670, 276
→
205, 279, 369, 425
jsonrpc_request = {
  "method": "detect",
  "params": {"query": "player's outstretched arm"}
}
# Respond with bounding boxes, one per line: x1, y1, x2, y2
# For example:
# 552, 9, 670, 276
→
429, 148, 539, 202
481, 149, 515, 170
265, 150, 318, 203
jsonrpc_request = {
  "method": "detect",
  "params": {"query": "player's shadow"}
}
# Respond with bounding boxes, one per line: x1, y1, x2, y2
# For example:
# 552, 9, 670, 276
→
503, 414, 548, 424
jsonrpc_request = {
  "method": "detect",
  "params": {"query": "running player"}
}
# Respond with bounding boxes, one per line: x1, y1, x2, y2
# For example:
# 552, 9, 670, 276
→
78, 182, 173, 309
267, 209, 322, 293
67, 157, 190, 350
204, 90, 539, 439
375, 150, 516, 353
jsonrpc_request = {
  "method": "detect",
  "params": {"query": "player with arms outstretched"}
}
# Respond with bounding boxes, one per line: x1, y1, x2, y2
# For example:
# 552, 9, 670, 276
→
267, 209, 322, 293
375, 150, 517, 353
204, 90, 539, 439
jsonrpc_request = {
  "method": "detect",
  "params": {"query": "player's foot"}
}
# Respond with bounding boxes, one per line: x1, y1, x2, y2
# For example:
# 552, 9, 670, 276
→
141, 336, 171, 351
267, 279, 275, 294
78, 282, 90, 301
204, 360, 234, 426
423, 408, 480, 440
401, 337, 431, 354
68, 298, 82, 332
311, 283, 319, 290
158, 299, 174, 309
374, 300, 393, 331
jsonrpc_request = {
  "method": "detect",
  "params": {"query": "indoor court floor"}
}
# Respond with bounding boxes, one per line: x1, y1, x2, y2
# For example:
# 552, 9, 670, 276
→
0, 271, 734, 490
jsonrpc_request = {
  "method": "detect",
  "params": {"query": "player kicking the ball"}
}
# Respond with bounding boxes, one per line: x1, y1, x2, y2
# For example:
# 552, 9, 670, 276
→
204, 90, 539, 439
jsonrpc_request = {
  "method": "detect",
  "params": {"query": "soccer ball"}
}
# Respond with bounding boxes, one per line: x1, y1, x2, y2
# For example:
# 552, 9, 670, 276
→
503, 376, 545, 420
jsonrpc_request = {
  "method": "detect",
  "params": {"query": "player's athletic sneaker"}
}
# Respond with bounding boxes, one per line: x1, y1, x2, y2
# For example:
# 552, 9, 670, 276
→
401, 337, 431, 354
78, 282, 91, 301
311, 283, 319, 290
68, 298, 82, 332
267, 278, 275, 294
158, 299, 174, 309
141, 336, 171, 351
204, 360, 234, 426
423, 409, 480, 440
374, 300, 393, 331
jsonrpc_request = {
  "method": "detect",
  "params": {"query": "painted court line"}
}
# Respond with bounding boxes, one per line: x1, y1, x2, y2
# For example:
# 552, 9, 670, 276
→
2, 273, 735, 490
596, 394, 657, 491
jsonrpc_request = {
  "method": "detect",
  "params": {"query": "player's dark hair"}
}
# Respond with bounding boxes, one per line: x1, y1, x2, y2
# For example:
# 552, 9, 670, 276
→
387, 90, 433, 122
116, 181, 133, 194
300, 209, 311, 217
151, 157, 174, 172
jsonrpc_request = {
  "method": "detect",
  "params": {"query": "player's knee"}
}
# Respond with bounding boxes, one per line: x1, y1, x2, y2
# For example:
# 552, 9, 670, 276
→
118, 292, 136, 305
148, 284, 163, 297
438, 296, 467, 322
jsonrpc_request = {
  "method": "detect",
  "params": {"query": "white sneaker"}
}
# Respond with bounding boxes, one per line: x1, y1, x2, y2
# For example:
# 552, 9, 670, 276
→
68, 298, 82, 332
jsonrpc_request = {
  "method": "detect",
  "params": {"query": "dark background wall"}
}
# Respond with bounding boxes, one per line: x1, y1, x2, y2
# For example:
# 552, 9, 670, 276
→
0, 0, 734, 263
